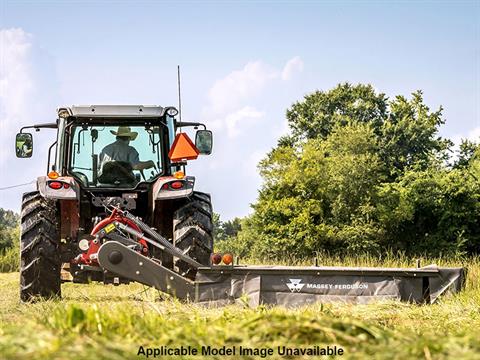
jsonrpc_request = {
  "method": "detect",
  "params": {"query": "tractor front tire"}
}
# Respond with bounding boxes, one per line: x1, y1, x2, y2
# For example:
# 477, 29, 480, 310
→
173, 192, 213, 279
20, 191, 61, 302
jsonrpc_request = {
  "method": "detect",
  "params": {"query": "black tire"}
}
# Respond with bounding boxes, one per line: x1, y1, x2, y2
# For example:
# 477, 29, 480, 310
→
20, 191, 61, 301
173, 192, 213, 279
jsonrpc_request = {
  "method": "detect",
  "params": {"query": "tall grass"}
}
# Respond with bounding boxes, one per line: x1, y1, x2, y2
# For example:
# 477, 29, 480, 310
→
0, 244, 19, 273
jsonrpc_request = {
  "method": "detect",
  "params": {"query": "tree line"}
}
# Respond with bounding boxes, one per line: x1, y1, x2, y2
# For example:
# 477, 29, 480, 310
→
0, 208, 19, 253
1, 84, 479, 261
216, 83, 480, 259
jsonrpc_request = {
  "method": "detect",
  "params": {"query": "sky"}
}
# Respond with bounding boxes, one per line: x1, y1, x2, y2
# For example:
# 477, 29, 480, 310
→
0, 0, 479, 220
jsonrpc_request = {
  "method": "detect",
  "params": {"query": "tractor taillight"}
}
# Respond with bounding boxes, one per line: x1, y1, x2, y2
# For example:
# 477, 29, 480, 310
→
48, 181, 62, 190
63, 183, 70, 189
171, 181, 184, 189
211, 253, 222, 265
162, 183, 169, 190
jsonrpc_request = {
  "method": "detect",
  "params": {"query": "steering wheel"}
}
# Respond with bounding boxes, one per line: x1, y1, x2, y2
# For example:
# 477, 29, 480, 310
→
138, 162, 158, 182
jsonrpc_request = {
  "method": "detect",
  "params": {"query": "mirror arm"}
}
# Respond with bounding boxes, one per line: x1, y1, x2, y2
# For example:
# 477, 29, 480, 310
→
20, 123, 58, 133
176, 121, 206, 130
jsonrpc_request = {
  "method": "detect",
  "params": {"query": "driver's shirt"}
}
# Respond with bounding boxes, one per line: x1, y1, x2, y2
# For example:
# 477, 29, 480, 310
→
99, 139, 140, 173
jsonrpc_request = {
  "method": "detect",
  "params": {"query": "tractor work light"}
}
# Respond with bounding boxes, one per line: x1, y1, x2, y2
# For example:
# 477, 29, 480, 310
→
57, 108, 71, 118
48, 171, 59, 179
222, 253, 233, 265
48, 181, 63, 190
166, 107, 179, 116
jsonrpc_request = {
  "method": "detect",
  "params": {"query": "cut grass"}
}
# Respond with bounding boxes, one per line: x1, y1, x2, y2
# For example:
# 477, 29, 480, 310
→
0, 257, 478, 360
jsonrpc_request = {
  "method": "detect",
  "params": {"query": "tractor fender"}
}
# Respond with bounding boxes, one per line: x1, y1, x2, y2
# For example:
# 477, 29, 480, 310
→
153, 175, 195, 200
37, 176, 79, 200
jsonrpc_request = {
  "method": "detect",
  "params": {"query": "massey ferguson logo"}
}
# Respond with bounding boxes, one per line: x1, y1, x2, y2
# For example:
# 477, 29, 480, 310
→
286, 279, 369, 293
287, 279, 305, 292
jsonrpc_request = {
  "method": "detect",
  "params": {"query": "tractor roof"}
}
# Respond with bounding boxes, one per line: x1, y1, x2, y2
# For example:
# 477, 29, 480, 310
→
57, 105, 167, 118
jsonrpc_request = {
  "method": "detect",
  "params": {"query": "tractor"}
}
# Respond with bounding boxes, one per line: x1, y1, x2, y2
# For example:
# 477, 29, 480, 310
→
15, 105, 214, 301
14, 105, 466, 306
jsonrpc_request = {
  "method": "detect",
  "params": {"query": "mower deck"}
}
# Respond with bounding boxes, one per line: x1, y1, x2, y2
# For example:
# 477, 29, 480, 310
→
98, 241, 465, 306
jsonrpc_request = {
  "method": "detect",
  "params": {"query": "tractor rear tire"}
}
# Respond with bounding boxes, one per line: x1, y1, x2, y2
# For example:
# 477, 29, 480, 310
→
173, 192, 213, 279
20, 191, 61, 302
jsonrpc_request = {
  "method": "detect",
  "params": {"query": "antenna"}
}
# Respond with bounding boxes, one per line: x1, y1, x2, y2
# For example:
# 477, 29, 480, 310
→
177, 65, 182, 123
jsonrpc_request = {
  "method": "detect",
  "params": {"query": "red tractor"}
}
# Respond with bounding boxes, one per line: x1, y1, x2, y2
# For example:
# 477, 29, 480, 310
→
16, 105, 213, 301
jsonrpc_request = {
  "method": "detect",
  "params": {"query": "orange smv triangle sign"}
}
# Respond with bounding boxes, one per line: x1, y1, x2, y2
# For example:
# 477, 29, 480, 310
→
168, 133, 200, 162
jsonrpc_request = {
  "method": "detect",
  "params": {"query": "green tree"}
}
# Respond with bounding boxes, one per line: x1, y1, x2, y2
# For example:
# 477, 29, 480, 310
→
235, 84, 479, 259
380, 92, 450, 177
286, 83, 388, 141
241, 123, 386, 258
0, 208, 19, 252
285, 84, 449, 178
454, 140, 479, 170
377, 167, 480, 254
0, 209, 19, 229
213, 213, 243, 253
212, 213, 242, 242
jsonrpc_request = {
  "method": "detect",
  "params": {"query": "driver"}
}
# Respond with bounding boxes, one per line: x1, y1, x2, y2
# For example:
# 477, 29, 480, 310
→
98, 126, 155, 181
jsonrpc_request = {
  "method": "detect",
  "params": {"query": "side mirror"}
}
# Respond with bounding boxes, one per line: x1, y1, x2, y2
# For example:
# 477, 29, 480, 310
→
195, 130, 213, 155
16, 133, 33, 158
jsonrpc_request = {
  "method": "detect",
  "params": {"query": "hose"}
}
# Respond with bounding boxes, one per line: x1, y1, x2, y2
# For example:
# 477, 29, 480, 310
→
121, 211, 202, 268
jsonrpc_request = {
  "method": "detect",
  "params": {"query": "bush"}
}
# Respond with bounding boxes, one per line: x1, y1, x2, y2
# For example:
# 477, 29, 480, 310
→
378, 168, 480, 255
0, 242, 19, 273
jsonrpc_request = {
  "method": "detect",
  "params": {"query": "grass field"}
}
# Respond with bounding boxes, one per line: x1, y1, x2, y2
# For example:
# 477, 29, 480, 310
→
0, 256, 479, 360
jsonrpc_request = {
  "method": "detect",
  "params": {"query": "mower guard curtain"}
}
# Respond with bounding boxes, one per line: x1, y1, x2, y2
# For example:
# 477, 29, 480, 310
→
194, 265, 466, 307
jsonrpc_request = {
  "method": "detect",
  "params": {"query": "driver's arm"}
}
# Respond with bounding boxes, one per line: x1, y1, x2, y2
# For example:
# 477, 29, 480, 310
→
132, 160, 155, 171
128, 149, 155, 171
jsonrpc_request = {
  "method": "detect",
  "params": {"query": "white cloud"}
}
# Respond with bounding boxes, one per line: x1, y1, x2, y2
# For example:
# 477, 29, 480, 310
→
243, 148, 268, 177
184, 56, 306, 219
0, 28, 59, 211
0, 28, 34, 162
466, 126, 480, 141
224, 106, 264, 138
208, 61, 278, 114
192, 57, 304, 219
452, 126, 480, 146
281, 56, 304, 81
205, 57, 303, 135
207, 56, 303, 116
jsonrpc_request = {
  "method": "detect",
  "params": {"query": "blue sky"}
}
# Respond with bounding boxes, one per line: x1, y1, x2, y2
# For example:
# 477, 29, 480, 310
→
0, 1, 479, 219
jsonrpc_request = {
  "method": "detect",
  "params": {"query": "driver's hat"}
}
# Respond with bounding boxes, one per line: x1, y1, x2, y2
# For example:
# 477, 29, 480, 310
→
111, 126, 138, 140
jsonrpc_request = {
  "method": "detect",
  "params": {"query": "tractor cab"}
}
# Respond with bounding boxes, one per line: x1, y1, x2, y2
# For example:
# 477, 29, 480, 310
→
16, 105, 212, 190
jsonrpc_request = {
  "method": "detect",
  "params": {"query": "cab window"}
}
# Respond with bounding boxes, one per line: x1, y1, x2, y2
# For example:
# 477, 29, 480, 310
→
69, 124, 163, 187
